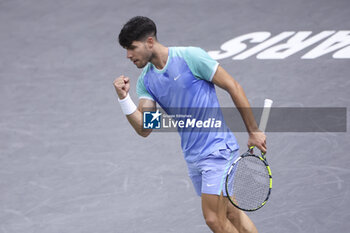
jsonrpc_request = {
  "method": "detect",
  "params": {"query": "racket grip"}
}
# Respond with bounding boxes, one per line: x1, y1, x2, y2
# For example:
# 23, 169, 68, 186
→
259, 99, 273, 132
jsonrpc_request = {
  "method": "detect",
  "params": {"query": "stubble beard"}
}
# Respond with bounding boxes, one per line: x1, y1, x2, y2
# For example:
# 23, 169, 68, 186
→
136, 51, 153, 69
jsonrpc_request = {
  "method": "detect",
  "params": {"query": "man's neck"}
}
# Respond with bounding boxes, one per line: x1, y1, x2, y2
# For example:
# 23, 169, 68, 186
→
150, 44, 169, 70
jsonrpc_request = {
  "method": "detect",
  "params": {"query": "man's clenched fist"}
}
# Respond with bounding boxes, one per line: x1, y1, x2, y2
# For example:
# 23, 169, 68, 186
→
113, 75, 130, 99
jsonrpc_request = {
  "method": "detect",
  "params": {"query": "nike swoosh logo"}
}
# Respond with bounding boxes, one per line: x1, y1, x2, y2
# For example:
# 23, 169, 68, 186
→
207, 184, 215, 187
174, 75, 181, 81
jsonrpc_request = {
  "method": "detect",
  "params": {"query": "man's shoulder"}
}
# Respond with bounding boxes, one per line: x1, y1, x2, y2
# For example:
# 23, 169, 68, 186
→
171, 46, 209, 62
171, 46, 203, 55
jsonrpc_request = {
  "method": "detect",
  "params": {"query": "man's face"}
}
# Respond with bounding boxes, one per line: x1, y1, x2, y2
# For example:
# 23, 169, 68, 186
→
126, 40, 152, 69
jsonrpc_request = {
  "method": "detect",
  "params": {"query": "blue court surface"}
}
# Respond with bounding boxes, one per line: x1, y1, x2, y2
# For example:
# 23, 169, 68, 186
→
1, 0, 349, 232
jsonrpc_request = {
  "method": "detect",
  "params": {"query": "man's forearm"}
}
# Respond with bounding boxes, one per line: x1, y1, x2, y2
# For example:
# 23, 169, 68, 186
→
126, 109, 152, 137
205, 65, 260, 134
228, 84, 259, 134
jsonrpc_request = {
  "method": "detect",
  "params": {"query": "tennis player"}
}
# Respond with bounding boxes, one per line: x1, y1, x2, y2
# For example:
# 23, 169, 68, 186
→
114, 16, 266, 233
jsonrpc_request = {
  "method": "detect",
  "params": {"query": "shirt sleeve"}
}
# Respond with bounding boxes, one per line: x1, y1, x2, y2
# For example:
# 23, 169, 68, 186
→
183, 47, 219, 82
136, 71, 155, 100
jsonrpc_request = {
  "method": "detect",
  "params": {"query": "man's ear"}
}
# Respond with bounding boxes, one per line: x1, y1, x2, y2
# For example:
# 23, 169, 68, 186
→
146, 36, 155, 49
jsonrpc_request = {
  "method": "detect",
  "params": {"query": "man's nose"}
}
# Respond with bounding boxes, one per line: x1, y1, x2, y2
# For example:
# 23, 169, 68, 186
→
126, 50, 132, 59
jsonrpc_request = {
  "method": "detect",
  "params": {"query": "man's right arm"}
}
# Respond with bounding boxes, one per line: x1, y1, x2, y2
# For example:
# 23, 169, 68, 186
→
113, 75, 156, 137
125, 98, 155, 137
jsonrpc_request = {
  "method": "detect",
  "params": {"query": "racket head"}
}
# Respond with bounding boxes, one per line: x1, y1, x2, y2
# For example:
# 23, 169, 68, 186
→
225, 151, 272, 211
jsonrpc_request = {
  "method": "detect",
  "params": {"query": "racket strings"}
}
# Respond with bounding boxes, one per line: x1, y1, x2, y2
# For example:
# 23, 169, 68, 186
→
227, 156, 270, 210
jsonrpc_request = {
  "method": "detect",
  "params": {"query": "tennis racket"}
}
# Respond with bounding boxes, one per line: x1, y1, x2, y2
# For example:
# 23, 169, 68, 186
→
225, 99, 273, 211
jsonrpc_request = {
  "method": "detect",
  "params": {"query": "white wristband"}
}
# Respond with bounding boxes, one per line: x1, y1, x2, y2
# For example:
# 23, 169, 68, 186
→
118, 93, 137, 115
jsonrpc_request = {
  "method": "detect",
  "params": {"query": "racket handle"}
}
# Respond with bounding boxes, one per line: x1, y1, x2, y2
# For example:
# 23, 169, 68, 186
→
259, 99, 273, 133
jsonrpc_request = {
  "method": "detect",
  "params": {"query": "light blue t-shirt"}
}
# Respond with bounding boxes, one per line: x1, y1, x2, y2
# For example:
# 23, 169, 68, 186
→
136, 47, 239, 163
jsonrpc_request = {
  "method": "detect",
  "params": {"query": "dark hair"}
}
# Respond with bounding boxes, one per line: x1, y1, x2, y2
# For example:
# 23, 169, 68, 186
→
118, 16, 157, 49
